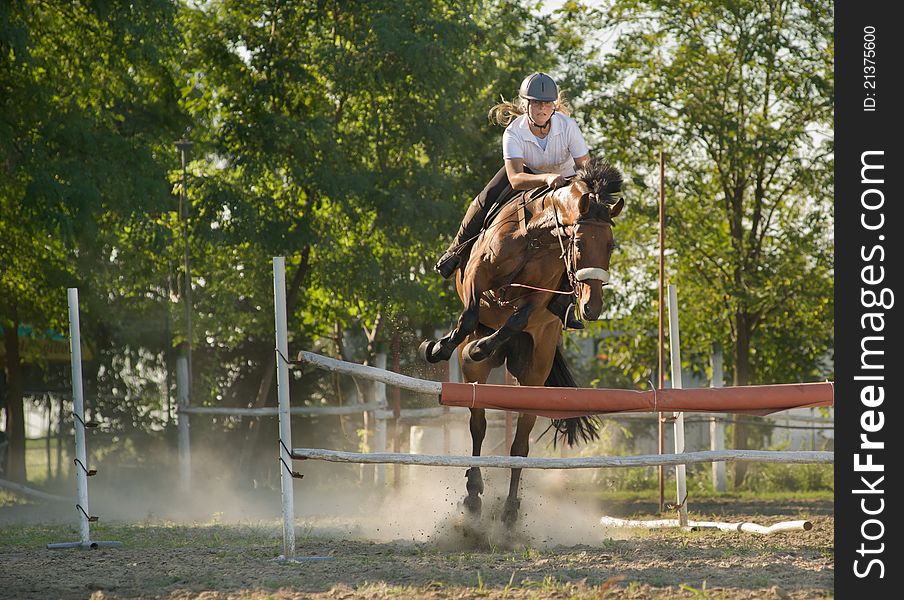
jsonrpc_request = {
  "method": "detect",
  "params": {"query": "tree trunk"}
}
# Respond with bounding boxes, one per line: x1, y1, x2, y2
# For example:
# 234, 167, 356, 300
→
732, 311, 753, 488
2, 317, 27, 482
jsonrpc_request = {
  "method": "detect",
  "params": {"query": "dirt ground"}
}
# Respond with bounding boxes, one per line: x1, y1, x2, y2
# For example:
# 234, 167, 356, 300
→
0, 484, 833, 600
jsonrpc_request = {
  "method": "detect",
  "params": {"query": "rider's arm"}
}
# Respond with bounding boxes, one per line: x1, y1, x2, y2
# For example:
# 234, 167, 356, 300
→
573, 154, 590, 170
505, 158, 565, 190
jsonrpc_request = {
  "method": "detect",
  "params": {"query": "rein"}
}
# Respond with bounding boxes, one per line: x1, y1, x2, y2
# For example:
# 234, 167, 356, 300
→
500, 199, 584, 306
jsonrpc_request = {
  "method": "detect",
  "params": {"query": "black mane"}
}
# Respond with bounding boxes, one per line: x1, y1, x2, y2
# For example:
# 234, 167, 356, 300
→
576, 158, 623, 223
576, 158, 623, 200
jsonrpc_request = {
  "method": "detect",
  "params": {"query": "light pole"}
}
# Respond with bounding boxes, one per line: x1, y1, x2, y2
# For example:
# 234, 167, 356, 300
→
175, 139, 194, 396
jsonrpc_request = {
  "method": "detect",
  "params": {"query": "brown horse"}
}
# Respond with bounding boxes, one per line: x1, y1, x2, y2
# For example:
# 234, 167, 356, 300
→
420, 159, 624, 526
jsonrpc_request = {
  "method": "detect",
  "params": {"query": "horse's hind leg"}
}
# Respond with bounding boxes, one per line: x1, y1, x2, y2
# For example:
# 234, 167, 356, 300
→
502, 413, 537, 527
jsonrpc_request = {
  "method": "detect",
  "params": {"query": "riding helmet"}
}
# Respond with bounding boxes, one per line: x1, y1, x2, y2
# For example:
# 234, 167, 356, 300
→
519, 72, 558, 102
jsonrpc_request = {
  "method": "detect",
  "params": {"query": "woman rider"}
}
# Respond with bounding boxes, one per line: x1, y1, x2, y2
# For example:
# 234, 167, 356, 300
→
433, 72, 591, 329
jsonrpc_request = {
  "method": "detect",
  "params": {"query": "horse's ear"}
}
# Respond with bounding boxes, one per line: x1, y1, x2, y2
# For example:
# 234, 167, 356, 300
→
608, 197, 625, 218
579, 193, 591, 215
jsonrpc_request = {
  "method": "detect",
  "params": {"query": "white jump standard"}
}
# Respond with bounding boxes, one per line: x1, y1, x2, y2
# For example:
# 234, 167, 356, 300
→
47, 289, 122, 550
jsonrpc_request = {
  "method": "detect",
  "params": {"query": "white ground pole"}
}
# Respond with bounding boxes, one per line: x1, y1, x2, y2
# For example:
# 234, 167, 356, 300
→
599, 515, 813, 535
47, 289, 121, 550
667, 283, 688, 527
0, 478, 69, 502
273, 257, 297, 560
177, 356, 191, 492
710, 344, 726, 492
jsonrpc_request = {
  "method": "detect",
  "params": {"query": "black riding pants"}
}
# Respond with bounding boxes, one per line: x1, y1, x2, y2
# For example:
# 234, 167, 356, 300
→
446, 165, 537, 253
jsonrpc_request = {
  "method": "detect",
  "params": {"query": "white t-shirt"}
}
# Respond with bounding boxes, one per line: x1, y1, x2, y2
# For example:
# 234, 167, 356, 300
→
502, 113, 590, 176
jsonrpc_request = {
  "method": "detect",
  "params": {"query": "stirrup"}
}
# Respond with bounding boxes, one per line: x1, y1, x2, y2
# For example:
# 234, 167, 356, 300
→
563, 303, 585, 330
434, 252, 461, 279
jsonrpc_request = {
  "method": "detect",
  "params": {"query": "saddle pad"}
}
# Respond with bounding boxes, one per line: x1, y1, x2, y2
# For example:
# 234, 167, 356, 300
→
482, 184, 552, 229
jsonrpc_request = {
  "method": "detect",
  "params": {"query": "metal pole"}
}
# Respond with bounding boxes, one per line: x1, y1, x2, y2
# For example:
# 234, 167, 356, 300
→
67, 289, 91, 545
273, 257, 296, 559
175, 139, 193, 404
49, 290, 121, 549
667, 284, 688, 527
176, 356, 191, 492
658, 150, 666, 512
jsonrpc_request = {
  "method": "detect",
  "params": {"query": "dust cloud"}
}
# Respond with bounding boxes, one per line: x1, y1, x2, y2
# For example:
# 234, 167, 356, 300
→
4, 440, 619, 551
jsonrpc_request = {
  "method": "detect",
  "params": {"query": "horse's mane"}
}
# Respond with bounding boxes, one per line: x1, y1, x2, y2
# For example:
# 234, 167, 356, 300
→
518, 158, 624, 231
576, 158, 623, 199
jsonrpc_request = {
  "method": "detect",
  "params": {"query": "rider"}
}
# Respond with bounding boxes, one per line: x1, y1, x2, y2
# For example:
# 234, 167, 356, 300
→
434, 72, 591, 329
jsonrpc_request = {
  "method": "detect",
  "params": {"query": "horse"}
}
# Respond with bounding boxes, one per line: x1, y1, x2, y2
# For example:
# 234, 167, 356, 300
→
419, 159, 624, 527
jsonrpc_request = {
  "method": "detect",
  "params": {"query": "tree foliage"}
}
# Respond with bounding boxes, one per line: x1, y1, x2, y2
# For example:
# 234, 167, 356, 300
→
565, 0, 833, 389
1, 1, 834, 488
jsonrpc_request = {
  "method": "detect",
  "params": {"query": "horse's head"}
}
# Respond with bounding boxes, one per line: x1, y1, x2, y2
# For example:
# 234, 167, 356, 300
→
566, 160, 625, 321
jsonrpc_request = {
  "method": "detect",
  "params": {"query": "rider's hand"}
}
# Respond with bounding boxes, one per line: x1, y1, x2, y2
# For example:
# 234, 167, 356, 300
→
545, 173, 566, 189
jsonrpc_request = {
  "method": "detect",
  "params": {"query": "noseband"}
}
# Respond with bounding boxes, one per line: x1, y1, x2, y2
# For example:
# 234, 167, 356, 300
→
565, 220, 613, 289
575, 266, 610, 284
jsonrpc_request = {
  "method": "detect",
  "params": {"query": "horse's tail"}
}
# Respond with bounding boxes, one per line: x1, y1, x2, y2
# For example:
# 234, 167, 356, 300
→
545, 345, 600, 448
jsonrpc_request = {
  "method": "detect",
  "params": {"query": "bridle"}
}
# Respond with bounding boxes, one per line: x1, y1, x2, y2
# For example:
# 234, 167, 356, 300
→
551, 200, 612, 303
493, 192, 614, 307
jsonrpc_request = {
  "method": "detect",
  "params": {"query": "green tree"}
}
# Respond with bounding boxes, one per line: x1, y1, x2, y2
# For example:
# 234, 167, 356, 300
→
565, 0, 833, 484
1, 1, 182, 480
173, 0, 560, 476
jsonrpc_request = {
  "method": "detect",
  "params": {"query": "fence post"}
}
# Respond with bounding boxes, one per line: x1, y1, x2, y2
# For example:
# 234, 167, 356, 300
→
177, 354, 191, 492
273, 257, 296, 560
667, 284, 688, 527
710, 344, 726, 492
373, 353, 388, 487
437, 328, 451, 455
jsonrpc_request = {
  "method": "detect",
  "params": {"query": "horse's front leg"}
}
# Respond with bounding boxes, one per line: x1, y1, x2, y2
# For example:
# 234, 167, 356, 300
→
464, 408, 487, 517
502, 413, 537, 527
419, 294, 480, 363
462, 295, 546, 363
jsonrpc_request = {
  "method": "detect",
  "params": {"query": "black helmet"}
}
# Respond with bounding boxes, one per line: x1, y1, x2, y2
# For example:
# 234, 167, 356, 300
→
519, 72, 558, 102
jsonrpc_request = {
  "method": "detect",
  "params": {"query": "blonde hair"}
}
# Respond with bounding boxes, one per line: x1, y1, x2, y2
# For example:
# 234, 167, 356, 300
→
488, 91, 572, 126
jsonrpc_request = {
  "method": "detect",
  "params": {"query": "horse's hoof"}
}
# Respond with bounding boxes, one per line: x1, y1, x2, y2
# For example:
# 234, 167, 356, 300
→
465, 467, 484, 495
463, 495, 482, 517
502, 499, 520, 528
462, 340, 487, 363
418, 339, 440, 364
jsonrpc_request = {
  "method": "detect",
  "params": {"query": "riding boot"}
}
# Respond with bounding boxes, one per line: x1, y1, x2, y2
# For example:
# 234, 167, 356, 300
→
434, 199, 486, 278
434, 195, 498, 279
435, 166, 514, 279
547, 275, 584, 330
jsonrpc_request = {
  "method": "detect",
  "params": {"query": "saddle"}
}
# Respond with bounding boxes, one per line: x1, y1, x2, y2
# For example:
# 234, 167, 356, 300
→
482, 184, 551, 229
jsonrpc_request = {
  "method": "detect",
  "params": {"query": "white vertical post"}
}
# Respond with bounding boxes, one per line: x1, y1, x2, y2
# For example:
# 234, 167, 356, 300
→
373, 353, 388, 487
667, 284, 688, 527
49, 290, 121, 550
436, 327, 451, 454
710, 344, 726, 492
449, 345, 462, 383
176, 356, 191, 492
67, 288, 91, 545
273, 257, 295, 560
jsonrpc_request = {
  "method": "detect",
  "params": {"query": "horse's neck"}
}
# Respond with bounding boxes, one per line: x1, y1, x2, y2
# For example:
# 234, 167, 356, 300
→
526, 187, 579, 232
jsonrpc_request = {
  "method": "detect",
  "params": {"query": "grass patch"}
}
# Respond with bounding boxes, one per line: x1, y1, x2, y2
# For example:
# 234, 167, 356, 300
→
0, 520, 282, 550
